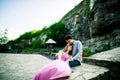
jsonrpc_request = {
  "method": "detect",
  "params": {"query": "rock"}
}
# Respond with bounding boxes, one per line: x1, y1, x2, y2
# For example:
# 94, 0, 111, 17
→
60, 0, 120, 52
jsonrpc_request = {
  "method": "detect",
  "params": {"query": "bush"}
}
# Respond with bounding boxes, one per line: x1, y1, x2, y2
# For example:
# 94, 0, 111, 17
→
83, 47, 95, 57
0, 44, 9, 53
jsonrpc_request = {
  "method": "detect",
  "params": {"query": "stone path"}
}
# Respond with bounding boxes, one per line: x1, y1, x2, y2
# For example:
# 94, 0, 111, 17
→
0, 54, 50, 80
0, 53, 108, 80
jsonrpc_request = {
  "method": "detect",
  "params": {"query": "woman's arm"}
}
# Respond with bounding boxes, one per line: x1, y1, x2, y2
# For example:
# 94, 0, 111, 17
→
57, 50, 63, 60
66, 59, 70, 63
66, 55, 72, 63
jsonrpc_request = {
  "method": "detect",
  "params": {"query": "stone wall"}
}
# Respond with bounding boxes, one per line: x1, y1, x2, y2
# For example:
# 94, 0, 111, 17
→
83, 29, 120, 52
89, 0, 120, 36
60, 0, 120, 52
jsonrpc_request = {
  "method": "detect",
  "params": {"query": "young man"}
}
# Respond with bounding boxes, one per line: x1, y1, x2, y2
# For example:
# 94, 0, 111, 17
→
65, 35, 83, 67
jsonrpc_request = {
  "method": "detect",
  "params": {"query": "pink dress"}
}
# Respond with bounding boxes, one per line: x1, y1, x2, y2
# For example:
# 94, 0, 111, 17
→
34, 53, 72, 80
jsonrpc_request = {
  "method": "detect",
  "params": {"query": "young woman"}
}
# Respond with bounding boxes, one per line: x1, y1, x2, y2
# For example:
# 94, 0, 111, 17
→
34, 45, 72, 80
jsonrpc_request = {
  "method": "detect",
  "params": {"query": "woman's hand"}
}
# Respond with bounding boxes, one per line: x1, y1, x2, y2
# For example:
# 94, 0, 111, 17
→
66, 59, 70, 63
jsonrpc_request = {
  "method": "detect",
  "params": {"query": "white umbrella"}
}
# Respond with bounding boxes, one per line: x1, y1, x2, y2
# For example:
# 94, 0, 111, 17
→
46, 39, 56, 44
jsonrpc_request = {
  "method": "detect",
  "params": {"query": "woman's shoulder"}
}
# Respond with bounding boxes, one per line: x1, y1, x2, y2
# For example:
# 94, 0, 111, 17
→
56, 50, 63, 56
58, 50, 64, 53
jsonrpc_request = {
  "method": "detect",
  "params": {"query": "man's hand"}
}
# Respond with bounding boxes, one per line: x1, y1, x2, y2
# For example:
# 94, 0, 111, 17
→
69, 56, 74, 61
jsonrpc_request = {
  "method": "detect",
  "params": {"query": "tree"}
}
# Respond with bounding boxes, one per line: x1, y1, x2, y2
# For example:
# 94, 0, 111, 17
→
46, 22, 67, 47
31, 37, 45, 48
6, 22, 67, 52
0, 29, 8, 52
0, 29, 8, 45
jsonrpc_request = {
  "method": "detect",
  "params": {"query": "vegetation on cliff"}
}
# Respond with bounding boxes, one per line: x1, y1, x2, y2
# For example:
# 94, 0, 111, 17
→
0, 22, 67, 53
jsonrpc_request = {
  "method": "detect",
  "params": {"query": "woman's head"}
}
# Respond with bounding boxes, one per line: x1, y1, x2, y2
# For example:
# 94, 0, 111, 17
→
63, 44, 72, 52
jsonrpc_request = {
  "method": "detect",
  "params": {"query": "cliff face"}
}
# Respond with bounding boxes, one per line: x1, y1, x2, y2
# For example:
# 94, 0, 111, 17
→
60, 0, 91, 41
89, 0, 120, 36
60, 0, 120, 52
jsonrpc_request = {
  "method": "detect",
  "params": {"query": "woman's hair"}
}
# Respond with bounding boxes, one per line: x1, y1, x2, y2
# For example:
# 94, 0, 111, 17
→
63, 45, 68, 52
63, 44, 72, 55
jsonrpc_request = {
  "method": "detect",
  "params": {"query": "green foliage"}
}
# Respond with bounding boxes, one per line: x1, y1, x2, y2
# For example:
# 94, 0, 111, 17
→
0, 29, 9, 52
83, 47, 95, 57
46, 22, 67, 47
0, 44, 9, 52
17, 32, 31, 41
31, 38, 45, 49
17, 30, 41, 41
0, 29, 8, 45
6, 21, 67, 53
85, 2, 90, 17
31, 30, 41, 37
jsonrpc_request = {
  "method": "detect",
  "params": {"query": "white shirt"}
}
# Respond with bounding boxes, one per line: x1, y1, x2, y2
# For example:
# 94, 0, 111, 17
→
72, 40, 83, 62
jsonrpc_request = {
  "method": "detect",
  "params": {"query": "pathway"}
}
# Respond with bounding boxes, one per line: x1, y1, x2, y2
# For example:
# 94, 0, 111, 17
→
0, 53, 108, 80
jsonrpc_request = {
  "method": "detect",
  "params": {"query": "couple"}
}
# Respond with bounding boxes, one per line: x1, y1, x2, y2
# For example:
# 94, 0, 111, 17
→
34, 35, 83, 80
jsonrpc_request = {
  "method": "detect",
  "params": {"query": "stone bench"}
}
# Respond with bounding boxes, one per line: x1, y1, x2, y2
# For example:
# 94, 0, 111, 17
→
68, 63, 108, 80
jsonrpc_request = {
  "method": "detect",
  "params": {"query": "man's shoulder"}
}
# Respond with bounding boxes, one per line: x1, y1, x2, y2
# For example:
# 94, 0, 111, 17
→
74, 40, 81, 43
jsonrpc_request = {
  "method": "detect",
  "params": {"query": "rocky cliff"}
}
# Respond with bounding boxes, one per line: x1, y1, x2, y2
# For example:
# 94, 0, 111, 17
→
60, 0, 120, 52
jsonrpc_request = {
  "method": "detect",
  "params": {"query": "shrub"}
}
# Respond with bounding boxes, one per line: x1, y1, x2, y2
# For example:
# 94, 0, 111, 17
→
83, 47, 95, 57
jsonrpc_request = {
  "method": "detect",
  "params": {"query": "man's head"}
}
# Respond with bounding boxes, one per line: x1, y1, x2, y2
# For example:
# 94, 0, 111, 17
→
65, 35, 74, 45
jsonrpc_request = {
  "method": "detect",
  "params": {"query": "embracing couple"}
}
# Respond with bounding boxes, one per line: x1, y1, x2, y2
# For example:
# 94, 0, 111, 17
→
34, 35, 83, 80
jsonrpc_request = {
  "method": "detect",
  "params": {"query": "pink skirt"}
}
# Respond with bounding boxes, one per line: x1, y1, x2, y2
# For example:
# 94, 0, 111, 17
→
34, 60, 71, 80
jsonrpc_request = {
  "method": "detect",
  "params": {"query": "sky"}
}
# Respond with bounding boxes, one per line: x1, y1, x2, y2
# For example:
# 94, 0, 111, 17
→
0, 0, 82, 40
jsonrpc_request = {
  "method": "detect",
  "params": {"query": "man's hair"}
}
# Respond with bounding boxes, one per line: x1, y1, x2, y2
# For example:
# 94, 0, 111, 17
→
65, 35, 73, 40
